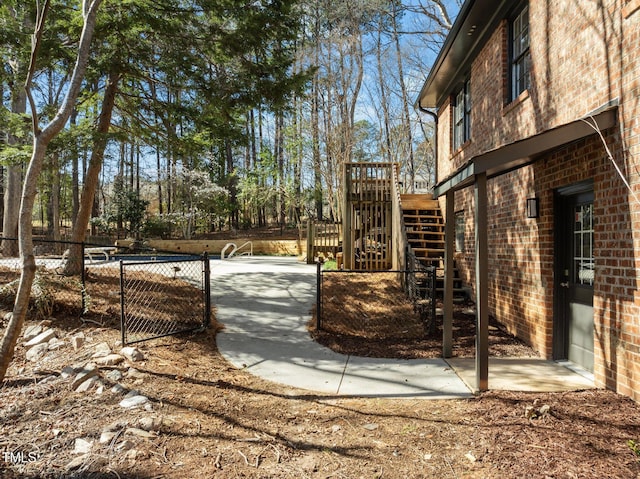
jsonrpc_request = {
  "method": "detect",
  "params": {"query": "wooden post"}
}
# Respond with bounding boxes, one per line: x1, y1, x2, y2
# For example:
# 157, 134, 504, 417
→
443, 189, 454, 358
475, 173, 489, 392
306, 219, 314, 264
343, 163, 353, 269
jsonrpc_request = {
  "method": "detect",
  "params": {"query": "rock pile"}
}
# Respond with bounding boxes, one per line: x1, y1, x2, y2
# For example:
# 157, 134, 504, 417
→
17, 322, 167, 473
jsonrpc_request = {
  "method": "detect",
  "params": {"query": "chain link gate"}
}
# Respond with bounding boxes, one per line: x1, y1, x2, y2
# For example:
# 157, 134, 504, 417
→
120, 253, 211, 344
404, 247, 438, 335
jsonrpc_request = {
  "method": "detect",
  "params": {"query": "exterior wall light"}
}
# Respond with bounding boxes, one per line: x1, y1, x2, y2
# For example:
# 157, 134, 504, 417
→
526, 197, 539, 218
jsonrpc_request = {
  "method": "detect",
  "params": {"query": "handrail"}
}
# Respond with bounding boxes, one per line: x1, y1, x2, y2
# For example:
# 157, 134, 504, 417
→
221, 241, 253, 260
221, 242, 235, 259
391, 164, 409, 272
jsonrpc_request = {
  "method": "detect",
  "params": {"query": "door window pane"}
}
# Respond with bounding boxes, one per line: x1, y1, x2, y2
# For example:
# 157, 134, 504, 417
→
574, 202, 594, 286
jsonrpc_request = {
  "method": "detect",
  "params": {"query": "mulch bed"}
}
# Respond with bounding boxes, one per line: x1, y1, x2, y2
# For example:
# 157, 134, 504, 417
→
310, 271, 538, 359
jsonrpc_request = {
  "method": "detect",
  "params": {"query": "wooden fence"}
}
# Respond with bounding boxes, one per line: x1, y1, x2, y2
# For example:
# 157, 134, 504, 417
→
342, 162, 397, 270
306, 221, 342, 264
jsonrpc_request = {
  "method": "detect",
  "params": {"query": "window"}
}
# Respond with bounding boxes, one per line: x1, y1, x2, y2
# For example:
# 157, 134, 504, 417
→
510, 3, 530, 100
574, 202, 594, 286
455, 211, 465, 252
453, 79, 471, 150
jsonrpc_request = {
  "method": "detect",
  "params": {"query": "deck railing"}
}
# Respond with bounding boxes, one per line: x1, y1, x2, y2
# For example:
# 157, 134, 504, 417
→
306, 220, 342, 264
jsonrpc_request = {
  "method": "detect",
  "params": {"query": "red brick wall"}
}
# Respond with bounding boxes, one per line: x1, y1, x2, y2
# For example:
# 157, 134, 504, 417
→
436, 0, 640, 400
450, 132, 640, 395
438, 0, 625, 177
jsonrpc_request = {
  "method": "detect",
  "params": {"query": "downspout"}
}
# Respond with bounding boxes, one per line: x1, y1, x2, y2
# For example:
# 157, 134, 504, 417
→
418, 104, 453, 361
417, 105, 439, 191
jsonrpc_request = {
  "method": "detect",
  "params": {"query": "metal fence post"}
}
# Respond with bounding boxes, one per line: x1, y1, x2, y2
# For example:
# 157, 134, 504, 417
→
81, 242, 86, 314
119, 260, 126, 345
430, 266, 437, 333
203, 252, 211, 328
316, 261, 322, 330
405, 246, 410, 298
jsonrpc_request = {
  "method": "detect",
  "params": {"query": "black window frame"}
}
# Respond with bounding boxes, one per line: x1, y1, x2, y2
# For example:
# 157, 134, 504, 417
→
509, 2, 530, 101
453, 78, 471, 150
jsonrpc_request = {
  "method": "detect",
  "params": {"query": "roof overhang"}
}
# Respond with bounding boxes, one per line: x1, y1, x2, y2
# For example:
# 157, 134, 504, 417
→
416, 0, 508, 110
433, 104, 618, 197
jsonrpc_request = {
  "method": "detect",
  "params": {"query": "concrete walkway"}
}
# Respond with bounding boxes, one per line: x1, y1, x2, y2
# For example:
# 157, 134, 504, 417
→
213, 256, 594, 399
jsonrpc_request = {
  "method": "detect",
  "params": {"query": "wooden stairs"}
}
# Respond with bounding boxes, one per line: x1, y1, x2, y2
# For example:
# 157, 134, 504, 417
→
401, 194, 465, 299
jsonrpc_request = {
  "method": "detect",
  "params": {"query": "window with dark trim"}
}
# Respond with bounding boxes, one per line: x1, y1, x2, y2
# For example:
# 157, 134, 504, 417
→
510, 3, 530, 101
453, 79, 471, 150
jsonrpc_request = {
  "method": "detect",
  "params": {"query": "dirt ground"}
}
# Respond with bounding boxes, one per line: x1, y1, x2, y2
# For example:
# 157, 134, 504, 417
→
1, 267, 640, 478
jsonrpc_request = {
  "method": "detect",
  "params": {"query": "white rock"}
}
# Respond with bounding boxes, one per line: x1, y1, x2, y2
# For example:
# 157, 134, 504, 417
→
120, 346, 144, 362
119, 395, 149, 409
91, 342, 112, 358
73, 438, 94, 454
24, 329, 56, 349
71, 334, 85, 351
99, 431, 117, 444
111, 384, 127, 394
26, 343, 49, 362
47, 338, 65, 350
95, 354, 124, 366
23, 324, 43, 341
70, 363, 99, 390
138, 417, 162, 431
124, 389, 140, 398
75, 376, 98, 392
126, 368, 145, 378
105, 370, 123, 382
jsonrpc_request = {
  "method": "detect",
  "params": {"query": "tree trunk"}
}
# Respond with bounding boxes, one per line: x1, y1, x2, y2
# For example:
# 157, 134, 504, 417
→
2, 87, 26, 255
391, 1, 415, 192
0, 140, 46, 382
311, 12, 323, 220
48, 151, 61, 240
64, 70, 120, 275
156, 148, 163, 215
0, 0, 103, 382
376, 25, 393, 164
275, 111, 285, 227
226, 140, 238, 229
71, 109, 80, 221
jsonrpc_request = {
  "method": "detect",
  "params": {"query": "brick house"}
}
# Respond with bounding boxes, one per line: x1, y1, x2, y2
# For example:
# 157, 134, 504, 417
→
416, 0, 640, 399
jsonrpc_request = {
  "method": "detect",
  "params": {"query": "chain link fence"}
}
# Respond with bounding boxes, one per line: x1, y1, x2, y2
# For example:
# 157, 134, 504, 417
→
404, 247, 438, 334
0, 237, 212, 346
316, 265, 434, 340
0, 237, 94, 318
120, 254, 211, 344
